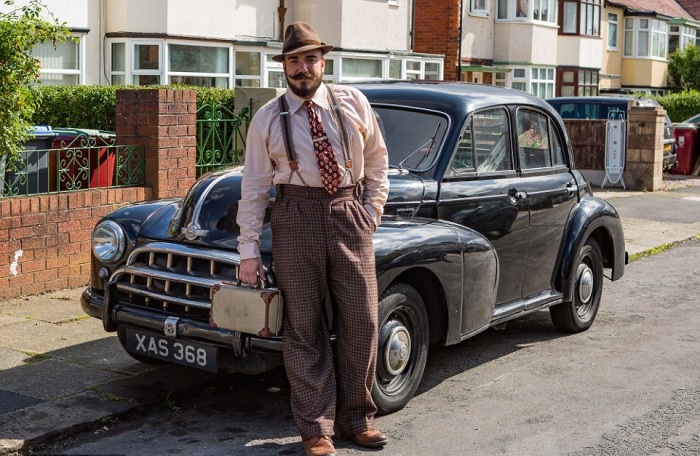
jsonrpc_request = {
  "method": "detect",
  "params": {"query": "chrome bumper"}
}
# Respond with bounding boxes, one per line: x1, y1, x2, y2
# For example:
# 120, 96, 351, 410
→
80, 287, 283, 356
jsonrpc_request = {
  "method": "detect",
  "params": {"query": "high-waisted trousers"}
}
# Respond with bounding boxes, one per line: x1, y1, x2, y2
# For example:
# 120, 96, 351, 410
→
270, 183, 379, 440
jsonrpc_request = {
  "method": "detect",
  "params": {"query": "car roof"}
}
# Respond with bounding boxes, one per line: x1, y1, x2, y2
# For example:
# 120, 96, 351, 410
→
351, 80, 557, 118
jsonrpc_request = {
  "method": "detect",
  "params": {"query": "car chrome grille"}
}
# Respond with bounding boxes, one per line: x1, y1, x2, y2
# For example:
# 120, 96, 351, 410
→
114, 242, 240, 320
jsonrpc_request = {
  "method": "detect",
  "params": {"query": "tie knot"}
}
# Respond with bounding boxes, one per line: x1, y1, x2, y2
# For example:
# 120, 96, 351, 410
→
305, 100, 315, 110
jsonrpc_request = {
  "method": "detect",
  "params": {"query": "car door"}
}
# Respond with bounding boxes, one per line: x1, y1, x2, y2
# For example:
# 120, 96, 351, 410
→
438, 107, 530, 311
515, 108, 578, 299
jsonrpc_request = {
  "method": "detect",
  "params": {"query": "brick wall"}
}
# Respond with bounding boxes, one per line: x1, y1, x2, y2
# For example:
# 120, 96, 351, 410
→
414, 0, 461, 81
564, 107, 665, 190
1, 88, 196, 299
0, 188, 150, 299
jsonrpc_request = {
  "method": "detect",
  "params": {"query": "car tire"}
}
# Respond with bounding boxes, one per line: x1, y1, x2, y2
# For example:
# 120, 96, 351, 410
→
372, 282, 429, 415
550, 238, 603, 333
117, 326, 169, 365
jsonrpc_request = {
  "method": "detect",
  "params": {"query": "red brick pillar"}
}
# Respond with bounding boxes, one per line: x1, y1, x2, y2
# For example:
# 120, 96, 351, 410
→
115, 89, 197, 199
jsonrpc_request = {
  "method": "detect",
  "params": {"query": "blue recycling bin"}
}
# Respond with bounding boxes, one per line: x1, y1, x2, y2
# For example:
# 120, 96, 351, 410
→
3, 126, 57, 196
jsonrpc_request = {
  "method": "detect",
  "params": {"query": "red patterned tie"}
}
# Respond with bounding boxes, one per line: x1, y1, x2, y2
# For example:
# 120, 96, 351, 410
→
305, 100, 341, 195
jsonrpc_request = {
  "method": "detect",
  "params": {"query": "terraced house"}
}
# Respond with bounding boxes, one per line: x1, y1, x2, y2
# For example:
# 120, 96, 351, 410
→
4, 0, 700, 96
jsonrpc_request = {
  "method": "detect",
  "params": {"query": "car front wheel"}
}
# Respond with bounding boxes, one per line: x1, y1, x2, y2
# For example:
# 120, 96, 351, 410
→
550, 238, 603, 333
372, 282, 429, 415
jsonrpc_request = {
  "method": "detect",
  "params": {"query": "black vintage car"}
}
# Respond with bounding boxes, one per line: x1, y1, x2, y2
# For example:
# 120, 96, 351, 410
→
81, 81, 626, 414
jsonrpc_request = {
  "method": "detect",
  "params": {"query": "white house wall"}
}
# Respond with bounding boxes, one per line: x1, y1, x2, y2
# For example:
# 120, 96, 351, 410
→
494, 23, 558, 66
462, 15, 495, 60
288, 0, 412, 52
557, 36, 603, 69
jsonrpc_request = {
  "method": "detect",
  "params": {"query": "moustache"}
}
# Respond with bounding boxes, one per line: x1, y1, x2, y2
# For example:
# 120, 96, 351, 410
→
291, 72, 316, 80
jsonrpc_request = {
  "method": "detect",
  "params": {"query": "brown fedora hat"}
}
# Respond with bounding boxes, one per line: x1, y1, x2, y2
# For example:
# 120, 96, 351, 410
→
272, 22, 334, 62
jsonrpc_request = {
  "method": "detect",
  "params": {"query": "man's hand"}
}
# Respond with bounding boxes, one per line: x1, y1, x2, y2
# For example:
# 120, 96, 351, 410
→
239, 258, 265, 285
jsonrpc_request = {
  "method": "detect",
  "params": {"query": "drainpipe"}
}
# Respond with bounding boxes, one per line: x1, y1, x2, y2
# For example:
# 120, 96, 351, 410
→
457, 0, 464, 82
278, 0, 287, 40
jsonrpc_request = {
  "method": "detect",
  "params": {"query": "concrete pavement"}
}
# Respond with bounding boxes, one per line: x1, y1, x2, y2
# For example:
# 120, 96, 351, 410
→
1, 175, 699, 454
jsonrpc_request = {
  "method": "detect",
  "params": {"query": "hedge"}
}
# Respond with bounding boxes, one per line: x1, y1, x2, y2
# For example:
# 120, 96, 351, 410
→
654, 90, 700, 123
31, 85, 237, 131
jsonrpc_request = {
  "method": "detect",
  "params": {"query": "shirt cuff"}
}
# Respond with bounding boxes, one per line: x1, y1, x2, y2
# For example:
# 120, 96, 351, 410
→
238, 242, 261, 260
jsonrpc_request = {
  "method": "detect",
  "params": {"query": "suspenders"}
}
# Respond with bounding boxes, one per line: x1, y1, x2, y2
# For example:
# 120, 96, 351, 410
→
277, 84, 354, 184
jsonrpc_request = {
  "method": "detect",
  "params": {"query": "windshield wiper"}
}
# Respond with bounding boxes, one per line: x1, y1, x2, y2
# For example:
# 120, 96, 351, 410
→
396, 123, 443, 170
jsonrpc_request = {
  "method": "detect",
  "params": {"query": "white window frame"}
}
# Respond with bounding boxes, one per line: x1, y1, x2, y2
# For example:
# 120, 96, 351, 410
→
470, 0, 490, 17
33, 32, 84, 85
608, 13, 618, 50
131, 40, 163, 85
166, 41, 232, 88
234, 49, 262, 88
624, 17, 668, 60
496, 0, 556, 23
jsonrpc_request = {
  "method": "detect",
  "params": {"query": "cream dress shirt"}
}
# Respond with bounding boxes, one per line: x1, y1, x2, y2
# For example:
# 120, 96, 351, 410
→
236, 83, 390, 260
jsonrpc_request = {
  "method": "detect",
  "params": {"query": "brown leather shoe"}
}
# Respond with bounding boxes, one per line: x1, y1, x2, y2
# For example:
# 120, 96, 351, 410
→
303, 435, 337, 456
350, 429, 388, 448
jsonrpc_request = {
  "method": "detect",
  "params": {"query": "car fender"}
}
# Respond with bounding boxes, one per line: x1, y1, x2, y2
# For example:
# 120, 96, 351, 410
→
373, 217, 498, 345
558, 196, 625, 302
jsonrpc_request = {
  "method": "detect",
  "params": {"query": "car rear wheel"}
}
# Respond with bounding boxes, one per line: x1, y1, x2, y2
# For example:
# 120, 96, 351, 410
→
117, 326, 169, 365
372, 282, 429, 415
550, 238, 603, 333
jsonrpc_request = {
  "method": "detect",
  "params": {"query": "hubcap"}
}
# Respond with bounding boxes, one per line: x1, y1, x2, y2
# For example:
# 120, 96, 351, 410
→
577, 263, 594, 304
383, 326, 411, 376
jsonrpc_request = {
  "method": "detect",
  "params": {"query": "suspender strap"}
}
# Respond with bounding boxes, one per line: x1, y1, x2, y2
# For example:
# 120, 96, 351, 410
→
326, 84, 353, 171
277, 95, 299, 171
276, 86, 353, 184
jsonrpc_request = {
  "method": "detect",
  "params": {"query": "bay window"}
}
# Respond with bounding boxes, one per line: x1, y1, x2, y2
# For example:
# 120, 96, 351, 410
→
497, 0, 556, 23
559, 0, 600, 36
624, 17, 668, 59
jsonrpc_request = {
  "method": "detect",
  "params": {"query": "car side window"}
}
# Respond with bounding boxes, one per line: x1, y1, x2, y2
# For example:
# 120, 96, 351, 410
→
447, 107, 512, 176
550, 124, 566, 167
517, 109, 552, 170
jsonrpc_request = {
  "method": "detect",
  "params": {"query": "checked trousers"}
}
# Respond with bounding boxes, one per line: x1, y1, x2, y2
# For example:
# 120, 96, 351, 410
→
270, 183, 379, 440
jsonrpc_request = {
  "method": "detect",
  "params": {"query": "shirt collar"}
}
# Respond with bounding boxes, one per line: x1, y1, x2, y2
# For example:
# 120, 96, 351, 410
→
285, 83, 331, 114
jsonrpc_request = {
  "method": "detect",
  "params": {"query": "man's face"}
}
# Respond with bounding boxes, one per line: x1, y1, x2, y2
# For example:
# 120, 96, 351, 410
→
283, 49, 325, 99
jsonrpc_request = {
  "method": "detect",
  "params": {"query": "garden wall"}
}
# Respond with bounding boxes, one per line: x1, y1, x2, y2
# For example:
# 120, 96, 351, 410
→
0, 88, 196, 299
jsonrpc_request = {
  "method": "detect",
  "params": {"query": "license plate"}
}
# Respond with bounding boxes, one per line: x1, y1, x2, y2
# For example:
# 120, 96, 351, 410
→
124, 328, 218, 373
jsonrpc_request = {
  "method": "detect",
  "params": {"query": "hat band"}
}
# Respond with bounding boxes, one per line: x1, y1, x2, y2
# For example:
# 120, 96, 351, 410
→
283, 39, 324, 54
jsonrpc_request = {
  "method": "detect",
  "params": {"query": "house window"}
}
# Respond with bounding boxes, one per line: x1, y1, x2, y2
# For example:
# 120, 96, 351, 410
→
425, 62, 441, 80
235, 51, 261, 87
531, 67, 555, 98
133, 43, 161, 85
668, 25, 695, 55
341, 58, 383, 80
406, 60, 422, 80
471, 0, 490, 16
389, 60, 402, 79
169, 44, 230, 88
111, 43, 126, 85
557, 68, 598, 96
624, 17, 667, 59
497, 0, 556, 22
608, 12, 618, 49
559, 0, 600, 36
512, 68, 527, 91
32, 36, 82, 86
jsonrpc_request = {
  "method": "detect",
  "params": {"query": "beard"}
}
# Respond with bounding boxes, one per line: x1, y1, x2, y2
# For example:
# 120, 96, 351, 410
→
286, 70, 323, 99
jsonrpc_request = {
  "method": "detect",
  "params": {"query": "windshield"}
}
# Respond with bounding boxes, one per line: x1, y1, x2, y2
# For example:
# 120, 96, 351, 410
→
373, 106, 448, 171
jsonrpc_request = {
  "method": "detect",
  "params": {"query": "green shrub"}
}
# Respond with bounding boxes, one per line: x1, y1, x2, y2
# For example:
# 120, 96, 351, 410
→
32, 85, 237, 131
655, 90, 700, 123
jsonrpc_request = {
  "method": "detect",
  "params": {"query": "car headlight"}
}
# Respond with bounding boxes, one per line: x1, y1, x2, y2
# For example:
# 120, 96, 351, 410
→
92, 220, 126, 264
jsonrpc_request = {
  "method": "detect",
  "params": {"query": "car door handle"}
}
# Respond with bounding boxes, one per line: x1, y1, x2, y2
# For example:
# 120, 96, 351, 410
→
508, 188, 527, 205
566, 181, 576, 197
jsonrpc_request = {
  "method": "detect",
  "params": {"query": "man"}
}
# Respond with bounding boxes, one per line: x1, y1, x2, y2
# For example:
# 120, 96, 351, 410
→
236, 22, 390, 456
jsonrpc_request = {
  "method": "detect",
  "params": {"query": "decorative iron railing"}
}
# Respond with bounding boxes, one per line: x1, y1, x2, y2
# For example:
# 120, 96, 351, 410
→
196, 102, 251, 177
0, 135, 145, 198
